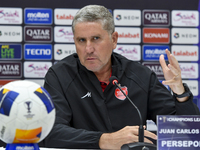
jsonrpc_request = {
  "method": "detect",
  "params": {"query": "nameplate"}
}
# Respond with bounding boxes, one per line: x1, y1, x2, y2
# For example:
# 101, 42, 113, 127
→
157, 115, 200, 149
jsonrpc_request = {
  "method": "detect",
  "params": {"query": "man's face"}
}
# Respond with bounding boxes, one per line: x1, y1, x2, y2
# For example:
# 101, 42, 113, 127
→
73, 22, 118, 73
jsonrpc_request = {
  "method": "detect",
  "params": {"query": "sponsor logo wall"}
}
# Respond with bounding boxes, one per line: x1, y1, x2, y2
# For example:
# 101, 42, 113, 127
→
0, 7, 199, 111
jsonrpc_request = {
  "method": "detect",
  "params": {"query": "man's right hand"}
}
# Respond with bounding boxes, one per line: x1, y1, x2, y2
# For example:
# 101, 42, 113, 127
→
99, 126, 157, 150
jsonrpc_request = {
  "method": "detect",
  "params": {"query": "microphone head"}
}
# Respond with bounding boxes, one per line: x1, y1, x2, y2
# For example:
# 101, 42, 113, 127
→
109, 76, 118, 85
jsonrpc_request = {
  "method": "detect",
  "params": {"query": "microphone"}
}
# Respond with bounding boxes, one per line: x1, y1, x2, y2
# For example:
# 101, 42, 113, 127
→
109, 76, 156, 150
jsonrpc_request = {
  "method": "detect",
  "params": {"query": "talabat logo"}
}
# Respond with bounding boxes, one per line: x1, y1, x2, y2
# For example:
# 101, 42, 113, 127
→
143, 10, 170, 26
0, 8, 22, 24
171, 45, 198, 61
0, 62, 22, 78
54, 26, 74, 43
179, 63, 198, 79
171, 28, 199, 44
116, 27, 141, 43
172, 10, 199, 27
25, 8, 52, 24
0, 44, 22, 59
0, 26, 22, 42
142, 62, 164, 78
54, 8, 79, 25
114, 45, 141, 61
24, 44, 52, 60
113, 9, 141, 26
25, 26, 52, 42
143, 28, 169, 43
143, 45, 169, 61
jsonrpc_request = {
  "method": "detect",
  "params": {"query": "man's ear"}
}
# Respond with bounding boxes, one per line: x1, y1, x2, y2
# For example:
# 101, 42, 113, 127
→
112, 31, 118, 49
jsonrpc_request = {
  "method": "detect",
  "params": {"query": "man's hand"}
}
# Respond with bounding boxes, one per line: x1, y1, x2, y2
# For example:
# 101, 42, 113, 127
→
99, 126, 157, 150
159, 49, 188, 102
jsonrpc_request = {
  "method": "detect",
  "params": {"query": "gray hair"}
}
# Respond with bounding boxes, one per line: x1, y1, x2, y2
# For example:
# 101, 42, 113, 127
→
72, 5, 115, 35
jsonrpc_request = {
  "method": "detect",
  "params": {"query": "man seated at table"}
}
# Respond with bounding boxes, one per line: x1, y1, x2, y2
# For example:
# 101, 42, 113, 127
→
43, 5, 200, 149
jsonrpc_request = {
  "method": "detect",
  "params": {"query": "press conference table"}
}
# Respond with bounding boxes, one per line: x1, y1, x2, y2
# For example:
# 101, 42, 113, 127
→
0, 147, 98, 150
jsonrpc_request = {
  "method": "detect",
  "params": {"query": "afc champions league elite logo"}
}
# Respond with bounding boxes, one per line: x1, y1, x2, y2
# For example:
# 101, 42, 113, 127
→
114, 86, 128, 100
24, 101, 32, 113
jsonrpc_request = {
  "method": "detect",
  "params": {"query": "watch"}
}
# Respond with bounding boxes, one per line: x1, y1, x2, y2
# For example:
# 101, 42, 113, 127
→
173, 83, 192, 98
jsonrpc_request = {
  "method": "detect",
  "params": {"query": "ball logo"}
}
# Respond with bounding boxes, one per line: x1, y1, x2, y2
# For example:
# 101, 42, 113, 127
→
174, 33, 179, 38
115, 86, 128, 100
24, 101, 32, 113
56, 49, 62, 55
116, 15, 121, 20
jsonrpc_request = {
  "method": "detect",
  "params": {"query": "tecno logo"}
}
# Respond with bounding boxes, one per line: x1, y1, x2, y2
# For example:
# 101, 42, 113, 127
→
24, 44, 52, 60
143, 28, 169, 43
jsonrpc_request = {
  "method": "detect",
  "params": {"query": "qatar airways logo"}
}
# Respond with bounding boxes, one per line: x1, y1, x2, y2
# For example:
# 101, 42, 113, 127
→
54, 9, 79, 25
172, 10, 199, 26
24, 61, 52, 78
114, 45, 141, 61
172, 45, 198, 61
142, 62, 164, 78
143, 10, 170, 26
54, 26, 74, 43
115, 27, 141, 43
0, 8, 22, 24
179, 63, 198, 79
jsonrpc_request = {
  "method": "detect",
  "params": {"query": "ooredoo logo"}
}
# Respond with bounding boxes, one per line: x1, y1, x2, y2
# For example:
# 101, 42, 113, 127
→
115, 86, 128, 100
143, 10, 170, 26
25, 26, 52, 42
143, 28, 169, 43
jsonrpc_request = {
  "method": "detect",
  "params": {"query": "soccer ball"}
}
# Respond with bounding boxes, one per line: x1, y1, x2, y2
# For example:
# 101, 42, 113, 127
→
0, 80, 55, 144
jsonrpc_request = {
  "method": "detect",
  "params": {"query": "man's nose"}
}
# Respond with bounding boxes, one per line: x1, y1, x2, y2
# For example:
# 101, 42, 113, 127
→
85, 41, 94, 53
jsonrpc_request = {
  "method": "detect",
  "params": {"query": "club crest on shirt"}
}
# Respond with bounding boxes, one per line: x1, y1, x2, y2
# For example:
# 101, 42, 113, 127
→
114, 86, 128, 100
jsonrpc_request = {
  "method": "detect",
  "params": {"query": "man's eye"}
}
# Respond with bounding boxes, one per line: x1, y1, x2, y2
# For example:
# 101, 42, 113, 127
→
94, 37, 99, 40
79, 38, 85, 42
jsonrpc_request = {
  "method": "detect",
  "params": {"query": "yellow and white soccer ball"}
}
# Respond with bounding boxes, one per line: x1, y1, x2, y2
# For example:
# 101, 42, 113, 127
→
0, 80, 55, 144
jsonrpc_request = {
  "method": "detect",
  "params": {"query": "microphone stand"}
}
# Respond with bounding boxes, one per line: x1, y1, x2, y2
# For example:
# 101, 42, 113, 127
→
113, 80, 156, 150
